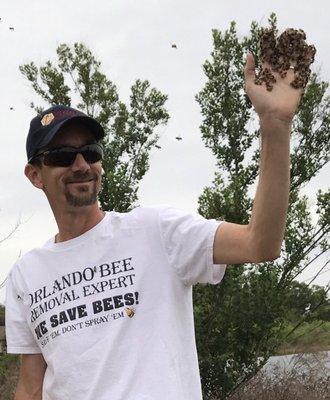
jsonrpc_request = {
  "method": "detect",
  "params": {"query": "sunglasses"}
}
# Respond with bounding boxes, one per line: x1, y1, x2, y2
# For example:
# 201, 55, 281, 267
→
30, 143, 104, 167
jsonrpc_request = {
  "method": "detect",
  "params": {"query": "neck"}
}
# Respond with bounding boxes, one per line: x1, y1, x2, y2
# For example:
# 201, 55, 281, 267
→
53, 204, 105, 243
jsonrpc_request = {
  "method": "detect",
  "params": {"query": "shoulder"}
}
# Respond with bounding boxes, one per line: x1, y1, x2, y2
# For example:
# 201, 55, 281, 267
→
114, 203, 172, 225
7, 243, 51, 282
129, 203, 172, 214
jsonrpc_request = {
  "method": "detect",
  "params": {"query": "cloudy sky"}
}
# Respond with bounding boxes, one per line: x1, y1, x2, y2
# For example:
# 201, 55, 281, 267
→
0, 0, 329, 303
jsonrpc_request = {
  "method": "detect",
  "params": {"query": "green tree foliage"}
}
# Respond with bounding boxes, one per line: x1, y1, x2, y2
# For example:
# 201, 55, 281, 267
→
282, 281, 330, 323
0, 304, 4, 326
194, 13, 330, 399
19, 43, 170, 211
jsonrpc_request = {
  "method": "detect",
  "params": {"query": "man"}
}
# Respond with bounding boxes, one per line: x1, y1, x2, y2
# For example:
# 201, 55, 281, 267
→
5, 52, 302, 400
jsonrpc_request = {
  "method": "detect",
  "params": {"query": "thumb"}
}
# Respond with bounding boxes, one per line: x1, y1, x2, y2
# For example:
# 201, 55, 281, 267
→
244, 52, 256, 84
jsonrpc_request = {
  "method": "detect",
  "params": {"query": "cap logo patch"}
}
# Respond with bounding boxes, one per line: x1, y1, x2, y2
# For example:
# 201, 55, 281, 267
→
41, 113, 55, 126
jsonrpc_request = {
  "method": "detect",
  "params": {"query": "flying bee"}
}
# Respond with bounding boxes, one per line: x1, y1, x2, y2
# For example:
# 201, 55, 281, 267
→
125, 307, 135, 318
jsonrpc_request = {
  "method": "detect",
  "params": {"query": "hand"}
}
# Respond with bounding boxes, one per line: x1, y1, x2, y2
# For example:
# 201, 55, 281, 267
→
244, 52, 304, 124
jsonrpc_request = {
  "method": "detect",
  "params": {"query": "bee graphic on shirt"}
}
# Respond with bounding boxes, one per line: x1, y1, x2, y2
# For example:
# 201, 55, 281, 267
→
125, 307, 135, 318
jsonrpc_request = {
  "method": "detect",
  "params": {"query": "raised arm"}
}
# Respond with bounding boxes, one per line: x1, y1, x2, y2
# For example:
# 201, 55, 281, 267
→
213, 52, 303, 265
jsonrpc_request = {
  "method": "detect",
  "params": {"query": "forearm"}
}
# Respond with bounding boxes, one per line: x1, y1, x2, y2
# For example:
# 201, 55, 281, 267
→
14, 352, 46, 400
14, 380, 43, 400
14, 387, 42, 400
248, 116, 291, 259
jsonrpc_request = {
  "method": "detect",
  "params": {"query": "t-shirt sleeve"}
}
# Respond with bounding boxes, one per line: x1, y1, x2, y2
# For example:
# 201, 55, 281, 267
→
158, 205, 227, 286
5, 268, 41, 354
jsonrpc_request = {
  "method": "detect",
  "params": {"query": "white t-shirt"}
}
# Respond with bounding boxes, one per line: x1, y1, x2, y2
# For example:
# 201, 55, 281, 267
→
5, 204, 227, 400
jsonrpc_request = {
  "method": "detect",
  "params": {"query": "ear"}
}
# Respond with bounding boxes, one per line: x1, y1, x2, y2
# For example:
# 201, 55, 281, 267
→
24, 164, 44, 189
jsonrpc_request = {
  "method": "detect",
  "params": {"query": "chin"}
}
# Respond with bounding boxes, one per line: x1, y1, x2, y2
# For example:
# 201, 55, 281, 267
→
65, 186, 99, 207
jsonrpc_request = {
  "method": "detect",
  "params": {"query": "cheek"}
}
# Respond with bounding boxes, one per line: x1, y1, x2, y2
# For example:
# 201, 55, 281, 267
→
94, 166, 103, 189
93, 164, 102, 178
41, 170, 65, 190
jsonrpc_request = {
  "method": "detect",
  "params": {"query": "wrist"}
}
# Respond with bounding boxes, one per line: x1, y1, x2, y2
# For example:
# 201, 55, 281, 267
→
259, 114, 293, 134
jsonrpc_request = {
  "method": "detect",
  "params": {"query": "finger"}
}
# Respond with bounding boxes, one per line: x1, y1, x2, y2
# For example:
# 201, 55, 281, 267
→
244, 52, 256, 84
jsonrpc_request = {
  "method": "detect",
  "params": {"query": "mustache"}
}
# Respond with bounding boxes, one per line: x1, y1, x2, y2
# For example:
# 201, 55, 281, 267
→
64, 171, 98, 184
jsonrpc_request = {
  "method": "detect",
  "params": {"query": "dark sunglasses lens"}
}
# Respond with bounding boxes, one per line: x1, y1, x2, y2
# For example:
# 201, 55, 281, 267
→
80, 149, 103, 164
43, 145, 103, 166
43, 152, 75, 166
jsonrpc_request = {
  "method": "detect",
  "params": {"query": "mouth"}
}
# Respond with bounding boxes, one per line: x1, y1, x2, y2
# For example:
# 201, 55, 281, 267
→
67, 178, 94, 185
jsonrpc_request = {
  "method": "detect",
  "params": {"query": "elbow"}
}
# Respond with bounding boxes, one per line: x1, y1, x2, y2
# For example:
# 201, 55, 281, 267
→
251, 236, 282, 263
253, 247, 281, 263
256, 252, 280, 263
264, 252, 280, 262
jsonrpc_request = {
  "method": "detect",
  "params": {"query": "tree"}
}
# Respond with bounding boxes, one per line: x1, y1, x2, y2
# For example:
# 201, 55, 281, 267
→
282, 281, 330, 323
19, 43, 170, 212
0, 304, 4, 326
193, 13, 330, 399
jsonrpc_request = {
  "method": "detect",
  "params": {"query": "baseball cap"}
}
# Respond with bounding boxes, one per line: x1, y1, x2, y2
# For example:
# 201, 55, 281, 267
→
26, 105, 105, 162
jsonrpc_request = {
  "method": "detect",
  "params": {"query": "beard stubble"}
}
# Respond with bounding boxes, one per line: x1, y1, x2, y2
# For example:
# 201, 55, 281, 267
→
64, 172, 99, 207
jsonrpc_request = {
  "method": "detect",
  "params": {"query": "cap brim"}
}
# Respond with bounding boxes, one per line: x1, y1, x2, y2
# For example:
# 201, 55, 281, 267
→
38, 116, 105, 150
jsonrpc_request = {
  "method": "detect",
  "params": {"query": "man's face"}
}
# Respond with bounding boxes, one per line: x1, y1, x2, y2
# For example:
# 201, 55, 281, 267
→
31, 122, 103, 210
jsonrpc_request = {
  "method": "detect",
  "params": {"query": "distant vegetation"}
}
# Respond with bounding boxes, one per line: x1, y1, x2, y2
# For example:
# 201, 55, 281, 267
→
0, 304, 4, 326
277, 320, 330, 355
0, 353, 20, 399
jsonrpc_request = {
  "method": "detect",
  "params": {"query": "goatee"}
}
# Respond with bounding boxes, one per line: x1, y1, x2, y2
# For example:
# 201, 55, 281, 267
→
64, 172, 99, 207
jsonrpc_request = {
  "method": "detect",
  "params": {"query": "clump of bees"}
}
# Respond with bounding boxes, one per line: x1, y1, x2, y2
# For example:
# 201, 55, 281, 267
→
254, 27, 316, 91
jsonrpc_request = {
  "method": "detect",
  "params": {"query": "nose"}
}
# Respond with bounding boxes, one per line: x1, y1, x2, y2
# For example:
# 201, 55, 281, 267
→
71, 153, 91, 172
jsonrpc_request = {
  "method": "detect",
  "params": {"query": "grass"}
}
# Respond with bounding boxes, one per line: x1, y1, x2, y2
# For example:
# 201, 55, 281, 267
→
227, 350, 329, 400
275, 320, 330, 355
